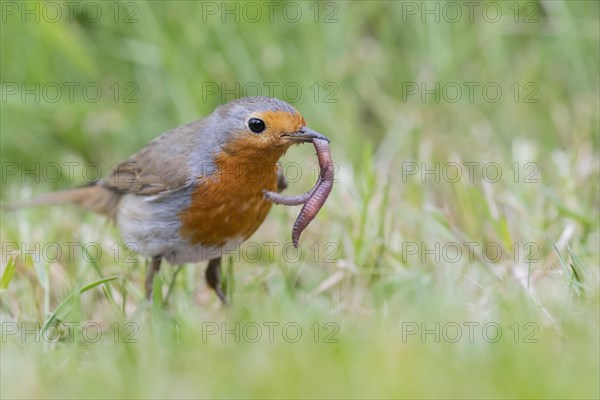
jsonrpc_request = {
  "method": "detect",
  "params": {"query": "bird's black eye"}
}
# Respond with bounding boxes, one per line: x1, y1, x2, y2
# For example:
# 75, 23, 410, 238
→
248, 118, 266, 134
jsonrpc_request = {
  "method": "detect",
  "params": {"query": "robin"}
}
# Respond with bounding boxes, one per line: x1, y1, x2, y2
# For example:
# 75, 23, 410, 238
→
9, 96, 330, 304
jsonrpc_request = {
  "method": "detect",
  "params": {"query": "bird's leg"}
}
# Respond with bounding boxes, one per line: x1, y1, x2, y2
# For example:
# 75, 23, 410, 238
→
205, 257, 228, 305
145, 256, 162, 300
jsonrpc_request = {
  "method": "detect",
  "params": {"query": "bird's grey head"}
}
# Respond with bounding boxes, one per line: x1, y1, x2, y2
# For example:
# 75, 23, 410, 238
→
201, 96, 329, 163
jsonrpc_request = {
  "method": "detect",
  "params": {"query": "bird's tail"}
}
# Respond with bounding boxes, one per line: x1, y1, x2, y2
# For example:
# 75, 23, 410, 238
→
2, 185, 120, 218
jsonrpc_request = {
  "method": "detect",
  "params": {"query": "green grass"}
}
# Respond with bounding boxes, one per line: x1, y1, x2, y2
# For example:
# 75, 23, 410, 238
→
1, 1, 599, 399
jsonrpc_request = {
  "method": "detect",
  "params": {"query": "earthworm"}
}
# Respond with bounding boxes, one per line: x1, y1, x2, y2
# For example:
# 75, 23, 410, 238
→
264, 138, 333, 247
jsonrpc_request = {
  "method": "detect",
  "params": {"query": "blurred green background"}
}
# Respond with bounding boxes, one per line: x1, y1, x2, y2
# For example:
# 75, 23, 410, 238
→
1, 1, 598, 399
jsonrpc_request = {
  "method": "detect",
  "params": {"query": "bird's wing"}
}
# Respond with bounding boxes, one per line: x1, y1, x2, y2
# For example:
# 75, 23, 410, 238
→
100, 120, 208, 196
276, 162, 288, 193
101, 157, 191, 196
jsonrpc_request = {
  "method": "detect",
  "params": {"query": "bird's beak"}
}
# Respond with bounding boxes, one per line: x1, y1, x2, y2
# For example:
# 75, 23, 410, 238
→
283, 127, 330, 143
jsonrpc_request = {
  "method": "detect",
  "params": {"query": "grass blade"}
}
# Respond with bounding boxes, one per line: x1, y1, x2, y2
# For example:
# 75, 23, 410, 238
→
1, 257, 16, 289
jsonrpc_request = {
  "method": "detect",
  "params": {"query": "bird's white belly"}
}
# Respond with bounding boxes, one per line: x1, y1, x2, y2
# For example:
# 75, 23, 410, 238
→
116, 193, 242, 264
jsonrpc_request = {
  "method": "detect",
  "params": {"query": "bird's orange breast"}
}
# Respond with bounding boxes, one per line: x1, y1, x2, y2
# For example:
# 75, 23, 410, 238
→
179, 142, 280, 247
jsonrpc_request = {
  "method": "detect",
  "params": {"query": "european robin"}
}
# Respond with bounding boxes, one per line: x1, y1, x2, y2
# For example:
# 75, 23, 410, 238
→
9, 96, 332, 304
